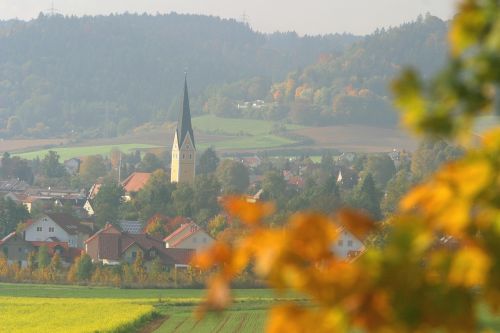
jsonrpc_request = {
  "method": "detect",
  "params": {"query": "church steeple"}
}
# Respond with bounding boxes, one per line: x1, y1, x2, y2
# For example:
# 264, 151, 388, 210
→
171, 75, 196, 184
176, 75, 195, 149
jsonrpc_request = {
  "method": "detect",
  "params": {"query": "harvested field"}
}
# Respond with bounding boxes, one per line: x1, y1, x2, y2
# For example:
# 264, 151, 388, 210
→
0, 139, 68, 154
293, 125, 418, 152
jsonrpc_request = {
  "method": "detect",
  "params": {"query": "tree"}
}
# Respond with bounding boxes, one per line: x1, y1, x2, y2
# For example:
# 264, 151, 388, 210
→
207, 214, 229, 238
411, 140, 463, 181
37, 245, 50, 269
172, 184, 195, 218
198, 148, 219, 175
137, 152, 164, 173
76, 254, 93, 282
79, 155, 107, 184
0, 198, 30, 237
0, 154, 34, 184
136, 170, 175, 221
133, 251, 147, 284
261, 170, 287, 210
349, 173, 381, 219
381, 169, 412, 216
193, 174, 221, 225
40, 151, 67, 178
363, 154, 396, 189
216, 160, 249, 194
93, 179, 124, 227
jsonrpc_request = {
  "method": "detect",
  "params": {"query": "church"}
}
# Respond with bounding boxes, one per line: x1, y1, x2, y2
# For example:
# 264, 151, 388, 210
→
170, 77, 196, 184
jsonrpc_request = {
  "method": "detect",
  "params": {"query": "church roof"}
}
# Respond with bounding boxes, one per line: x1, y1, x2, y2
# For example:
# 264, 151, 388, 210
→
176, 76, 195, 149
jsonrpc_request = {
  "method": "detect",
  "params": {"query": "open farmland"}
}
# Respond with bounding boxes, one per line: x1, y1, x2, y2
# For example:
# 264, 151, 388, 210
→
4, 116, 431, 159
13, 143, 160, 160
192, 115, 303, 136
0, 296, 155, 333
0, 283, 498, 332
293, 124, 418, 152
0, 283, 280, 333
0, 139, 69, 154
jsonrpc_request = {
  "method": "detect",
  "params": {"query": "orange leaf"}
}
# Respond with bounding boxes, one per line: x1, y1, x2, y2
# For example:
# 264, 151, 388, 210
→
222, 196, 275, 226
337, 209, 377, 241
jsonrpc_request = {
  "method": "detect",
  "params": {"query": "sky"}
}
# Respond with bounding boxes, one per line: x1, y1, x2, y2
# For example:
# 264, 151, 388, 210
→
0, 0, 458, 35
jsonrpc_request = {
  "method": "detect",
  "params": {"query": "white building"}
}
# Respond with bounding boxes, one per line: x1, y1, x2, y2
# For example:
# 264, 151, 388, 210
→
332, 226, 366, 260
23, 213, 93, 248
164, 221, 214, 252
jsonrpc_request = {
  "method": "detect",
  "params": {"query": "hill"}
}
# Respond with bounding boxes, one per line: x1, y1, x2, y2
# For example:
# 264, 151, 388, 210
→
204, 14, 449, 127
0, 13, 357, 139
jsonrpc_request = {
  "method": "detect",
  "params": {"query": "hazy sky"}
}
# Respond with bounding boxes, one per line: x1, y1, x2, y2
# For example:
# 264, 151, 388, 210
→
0, 0, 457, 35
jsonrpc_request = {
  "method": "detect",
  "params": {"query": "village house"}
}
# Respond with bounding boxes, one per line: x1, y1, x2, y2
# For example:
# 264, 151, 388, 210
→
332, 225, 366, 260
85, 224, 193, 268
121, 172, 151, 201
23, 213, 94, 249
0, 232, 34, 268
164, 221, 214, 253
0, 179, 30, 193
63, 158, 81, 175
83, 199, 95, 216
0, 232, 82, 267
118, 220, 143, 234
5, 187, 86, 214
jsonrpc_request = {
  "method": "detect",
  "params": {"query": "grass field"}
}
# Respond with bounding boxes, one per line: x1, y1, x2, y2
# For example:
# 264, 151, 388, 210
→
0, 283, 498, 332
198, 134, 296, 151
0, 283, 281, 333
192, 115, 303, 136
13, 143, 160, 160
0, 296, 155, 333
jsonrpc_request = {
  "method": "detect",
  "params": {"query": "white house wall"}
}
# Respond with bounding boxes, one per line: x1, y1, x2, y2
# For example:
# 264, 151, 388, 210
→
24, 216, 69, 244
332, 229, 365, 259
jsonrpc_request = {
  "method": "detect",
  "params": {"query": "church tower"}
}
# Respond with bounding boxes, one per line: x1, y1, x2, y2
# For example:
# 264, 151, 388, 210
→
171, 76, 196, 184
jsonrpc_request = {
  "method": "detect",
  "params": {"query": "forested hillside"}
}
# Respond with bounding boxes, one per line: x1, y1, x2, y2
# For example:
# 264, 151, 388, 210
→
205, 15, 449, 126
0, 13, 357, 139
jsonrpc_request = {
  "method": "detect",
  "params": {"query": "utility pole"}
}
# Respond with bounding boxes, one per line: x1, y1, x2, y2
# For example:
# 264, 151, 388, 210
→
45, 1, 60, 16
118, 152, 122, 183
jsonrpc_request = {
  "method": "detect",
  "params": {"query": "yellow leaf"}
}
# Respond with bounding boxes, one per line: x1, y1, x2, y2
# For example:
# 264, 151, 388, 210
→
222, 196, 275, 226
448, 246, 491, 287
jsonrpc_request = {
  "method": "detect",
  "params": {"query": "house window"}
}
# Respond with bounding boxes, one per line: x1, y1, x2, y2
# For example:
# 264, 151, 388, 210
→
131, 251, 137, 259
49, 227, 54, 233
338, 240, 343, 246
348, 240, 353, 247
36, 227, 42, 232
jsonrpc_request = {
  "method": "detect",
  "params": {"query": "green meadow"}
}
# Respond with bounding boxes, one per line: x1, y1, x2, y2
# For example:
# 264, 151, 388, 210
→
0, 283, 498, 332
13, 144, 159, 160
0, 283, 280, 333
192, 114, 304, 136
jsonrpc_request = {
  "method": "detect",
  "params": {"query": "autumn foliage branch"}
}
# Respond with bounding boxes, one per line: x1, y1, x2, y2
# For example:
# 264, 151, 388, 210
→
193, 1, 500, 332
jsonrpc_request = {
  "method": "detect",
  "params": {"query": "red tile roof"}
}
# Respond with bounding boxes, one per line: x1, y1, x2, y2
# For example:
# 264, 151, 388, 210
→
163, 223, 193, 243
86, 225, 193, 265
121, 172, 151, 193
163, 222, 212, 248
0, 231, 17, 245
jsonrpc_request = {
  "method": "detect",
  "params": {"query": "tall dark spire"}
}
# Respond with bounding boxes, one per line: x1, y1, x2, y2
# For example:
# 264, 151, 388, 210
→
176, 75, 195, 148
